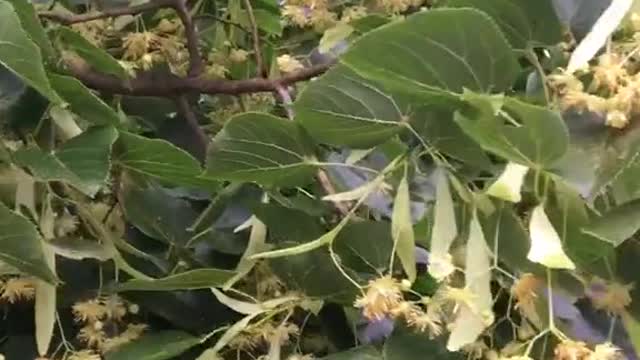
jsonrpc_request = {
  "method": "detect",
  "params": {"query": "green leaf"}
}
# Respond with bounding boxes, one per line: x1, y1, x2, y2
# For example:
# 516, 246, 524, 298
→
105, 331, 201, 360
34, 244, 56, 356
384, 328, 463, 360
5, 0, 54, 58
48, 73, 120, 125
456, 93, 569, 168
295, 64, 405, 148
115, 269, 236, 292
0, 202, 57, 283
206, 112, 317, 187
341, 9, 519, 101
391, 171, 416, 282
116, 131, 216, 189
252, 9, 283, 36
582, 200, 640, 247
444, 0, 562, 49
0, 1, 61, 103
14, 126, 118, 196
56, 27, 127, 79
319, 23, 354, 54
333, 221, 394, 274
321, 346, 382, 360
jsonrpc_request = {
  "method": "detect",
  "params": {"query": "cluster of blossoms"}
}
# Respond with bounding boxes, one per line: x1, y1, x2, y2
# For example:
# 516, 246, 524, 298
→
72, 295, 147, 355
229, 321, 300, 352
121, 18, 187, 74
281, 0, 425, 32
549, 13, 640, 130
205, 45, 250, 79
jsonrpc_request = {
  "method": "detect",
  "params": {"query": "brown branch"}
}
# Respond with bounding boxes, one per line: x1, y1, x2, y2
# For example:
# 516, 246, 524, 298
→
243, 0, 267, 78
174, 0, 203, 76
64, 56, 335, 96
175, 96, 209, 160
39, 0, 175, 25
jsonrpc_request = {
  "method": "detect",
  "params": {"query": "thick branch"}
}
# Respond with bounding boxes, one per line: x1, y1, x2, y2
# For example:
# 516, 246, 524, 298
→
64, 56, 335, 96
174, 0, 203, 76
39, 0, 174, 25
243, 0, 267, 78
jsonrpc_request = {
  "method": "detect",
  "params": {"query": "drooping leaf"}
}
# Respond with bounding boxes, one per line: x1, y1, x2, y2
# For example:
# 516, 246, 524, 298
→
445, 0, 563, 49
456, 93, 569, 168
528, 204, 576, 269
0, 1, 61, 103
428, 168, 458, 281
5, 0, 54, 58
105, 331, 201, 360
34, 244, 56, 356
486, 162, 529, 203
14, 126, 118, 196
56, 27, 127, 79
581, 200, 640, 246
295, 64, 405, 148
567, 0, 632, 73
116, 131, 217, 190
206, 112, 317, 187
391, 171, 416, 282
341, 9, 519, 102
222, 215, 267, 290
115, 269, 236, 292
0, 202, 57, 283
48, 73, 120, 125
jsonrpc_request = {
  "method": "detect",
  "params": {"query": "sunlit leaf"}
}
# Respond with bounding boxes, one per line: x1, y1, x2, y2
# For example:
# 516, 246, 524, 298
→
391, 171, 416, 282
428, 169, 458, 281
527, 205, 576, 269
486, 162, 529, 203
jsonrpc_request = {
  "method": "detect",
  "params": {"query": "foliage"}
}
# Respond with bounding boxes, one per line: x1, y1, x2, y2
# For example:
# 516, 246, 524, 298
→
1, 0, 640, 359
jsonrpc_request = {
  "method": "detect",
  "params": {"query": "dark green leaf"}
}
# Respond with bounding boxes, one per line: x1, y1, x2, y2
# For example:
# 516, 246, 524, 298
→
116, 131, 217, 190
14, 126, 118, 196
456, 93, 569, 168
582, 200, 640, 247
445, 0, 562, 49
0, 202, 57, 283
253, 204, 324, 244
0, 2, 61, 103
333, 221, 394, 274
321, 346, 382, 360
115, 269, 236, 292
384, 328, 463, 360
48, 73, 120, 125
56, 27, 127, 79
104, 331, 201, 360
296, 64, 405, 148
5, 0, 53, 58
206, 112, 316, 187
341, 9, 519, 101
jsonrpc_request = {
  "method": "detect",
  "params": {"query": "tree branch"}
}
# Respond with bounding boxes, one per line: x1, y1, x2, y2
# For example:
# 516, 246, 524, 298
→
63, 56, 334, 96
174, 0, 203, 76
243, 0, 267, 78
39, 0, 175, 25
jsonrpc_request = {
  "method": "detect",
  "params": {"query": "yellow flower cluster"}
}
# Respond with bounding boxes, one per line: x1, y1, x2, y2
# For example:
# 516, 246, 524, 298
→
281, 0, 336, 32
121, 19, 187, 74
586, 278, 633, 315
550, 52, 640, 129
0, 277, 35, 303
353, 276, 444, 338
554, 341, 621, 360
229, 321, 299, 351
72, 295, 147, 353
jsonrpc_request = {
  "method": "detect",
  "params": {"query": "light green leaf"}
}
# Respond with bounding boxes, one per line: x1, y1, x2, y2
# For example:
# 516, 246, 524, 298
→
581, 200, 640, 246
56, 27, 127, 79
115, 269, 236, 292
444, 0, 562, 49
252, 9, 282, 36
14, 126, 118, 197
0, 1, 61, 103
223, 216, 268, 290
319, 23, 353, 54
341, 9, 519, 101
34, 243, 56, 356
48, 237, 112, 261
5, 0, 54, 58
391, 171, 416, 282
105, 331, 201, 360
49, 73, 120, 125
0, 202, 57, 283
206, 112, 317, 187
456, 93, 569, 168
116, 131, 216, 189
428, 169, 458, 281
295, 64, 405, 148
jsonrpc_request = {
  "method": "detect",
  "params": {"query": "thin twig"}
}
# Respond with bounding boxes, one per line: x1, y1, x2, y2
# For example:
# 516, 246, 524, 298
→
243, 0, 267, 78
63, 55, 334, 96
275, 84, 349, 216
39, 0, 175, 24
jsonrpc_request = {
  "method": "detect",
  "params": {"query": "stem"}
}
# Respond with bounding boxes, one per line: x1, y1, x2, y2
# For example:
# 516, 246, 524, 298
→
243, 0, 267, 78
527, 48, 551, 104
